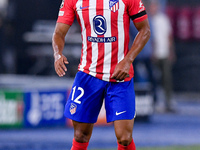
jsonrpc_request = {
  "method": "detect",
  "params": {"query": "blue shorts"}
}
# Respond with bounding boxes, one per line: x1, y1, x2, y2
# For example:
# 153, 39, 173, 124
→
64, 71, 135, 123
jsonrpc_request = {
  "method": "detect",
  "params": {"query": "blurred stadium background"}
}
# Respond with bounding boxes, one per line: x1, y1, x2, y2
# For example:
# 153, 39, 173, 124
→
0, 0, 200, 150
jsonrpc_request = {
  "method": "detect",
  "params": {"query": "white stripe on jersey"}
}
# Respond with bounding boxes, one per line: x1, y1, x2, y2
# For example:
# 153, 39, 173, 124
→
117, 0, 125, 63
116, 3, 119, 10
102, 0, 112, 81
88, 0, 98, 77
77, 0, 87, 71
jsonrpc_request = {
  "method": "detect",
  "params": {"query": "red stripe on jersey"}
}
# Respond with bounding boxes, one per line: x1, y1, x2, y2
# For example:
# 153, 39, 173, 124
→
95, 0, 104, 80
82, 0, 92, 74
110, 10, 119, 81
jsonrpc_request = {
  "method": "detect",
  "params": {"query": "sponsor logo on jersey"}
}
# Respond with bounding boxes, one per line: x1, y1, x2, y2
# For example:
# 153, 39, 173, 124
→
90, 15, 116, 43
80, 6, 89, 10
70, 103, 77, 115
109, 0, 119, 12
93, 15, 107, 35
87, 36, 116, 43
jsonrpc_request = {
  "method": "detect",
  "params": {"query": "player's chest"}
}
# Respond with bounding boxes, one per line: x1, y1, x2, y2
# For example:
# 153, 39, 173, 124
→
75, 0, 125, 17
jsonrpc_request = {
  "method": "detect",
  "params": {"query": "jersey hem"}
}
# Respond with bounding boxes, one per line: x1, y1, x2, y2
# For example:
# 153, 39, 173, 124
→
78, 70, 133, 82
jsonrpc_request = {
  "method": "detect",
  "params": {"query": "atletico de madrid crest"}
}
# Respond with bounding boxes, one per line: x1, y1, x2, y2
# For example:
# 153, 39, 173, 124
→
109, 0, 119, 12
70, 103, 77, 115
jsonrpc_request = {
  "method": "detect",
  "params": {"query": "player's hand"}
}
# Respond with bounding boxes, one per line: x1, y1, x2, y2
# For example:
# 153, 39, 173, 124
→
111, 58, 131, 81
54, 53, 69, 77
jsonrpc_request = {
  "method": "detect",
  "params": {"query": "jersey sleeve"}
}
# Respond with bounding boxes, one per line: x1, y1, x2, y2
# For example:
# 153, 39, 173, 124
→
128, 0, 148, 23
57, 0, 76, 26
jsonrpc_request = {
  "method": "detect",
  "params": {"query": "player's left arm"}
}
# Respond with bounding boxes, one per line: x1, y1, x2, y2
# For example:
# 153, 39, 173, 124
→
127, 19, 151, 62
111, 19, 150, 81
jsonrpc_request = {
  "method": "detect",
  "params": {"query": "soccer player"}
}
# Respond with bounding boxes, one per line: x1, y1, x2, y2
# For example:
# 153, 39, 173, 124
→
52, 0, 150, 149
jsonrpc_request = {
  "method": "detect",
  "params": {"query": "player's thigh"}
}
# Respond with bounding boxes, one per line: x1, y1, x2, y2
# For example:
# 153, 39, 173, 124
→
114, 119, 134, 141
73, 120, 94, 143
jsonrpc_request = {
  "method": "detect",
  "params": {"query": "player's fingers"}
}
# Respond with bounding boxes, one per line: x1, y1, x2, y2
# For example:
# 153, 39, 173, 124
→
63, 55, 69, 64
112, 69, 123, 80
111, 71, 117, 79
55, 63, 65, 77
119, 73, 127, 81
116, 71, 129, 81
56, 68, 62, 77
60, 61, 67, 72
116, 72, 125, 81
58, 64, 66, 76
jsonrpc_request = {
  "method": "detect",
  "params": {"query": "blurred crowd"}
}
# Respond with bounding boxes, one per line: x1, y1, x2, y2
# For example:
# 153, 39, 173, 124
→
130, 0, 175, 112
0, 0, 7, 73
0, 0, 16, 74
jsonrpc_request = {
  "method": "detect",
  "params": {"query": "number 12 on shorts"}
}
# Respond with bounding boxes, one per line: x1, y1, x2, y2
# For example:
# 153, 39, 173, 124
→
71, 86, 84, 104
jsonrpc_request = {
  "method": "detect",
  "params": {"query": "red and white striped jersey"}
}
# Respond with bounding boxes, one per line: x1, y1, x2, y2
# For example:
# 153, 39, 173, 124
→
57, 0, 147, 82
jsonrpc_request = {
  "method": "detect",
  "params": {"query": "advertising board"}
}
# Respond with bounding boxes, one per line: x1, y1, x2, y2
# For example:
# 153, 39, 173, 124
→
0, 90, 23, 128
24, 89, 68, 127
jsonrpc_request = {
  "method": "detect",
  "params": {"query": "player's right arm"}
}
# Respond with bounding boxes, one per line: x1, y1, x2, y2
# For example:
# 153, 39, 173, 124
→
52, 23, 71, 77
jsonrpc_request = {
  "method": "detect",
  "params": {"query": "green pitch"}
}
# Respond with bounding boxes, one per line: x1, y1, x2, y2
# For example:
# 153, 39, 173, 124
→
91, 145, 200, 150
